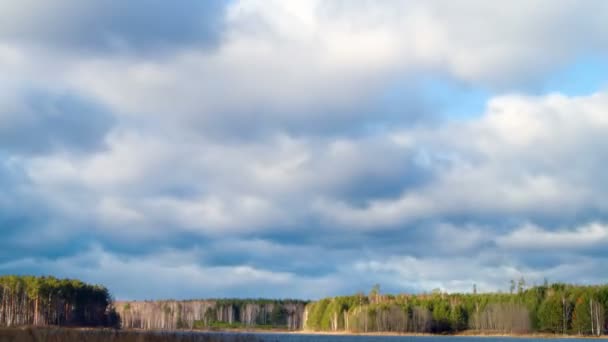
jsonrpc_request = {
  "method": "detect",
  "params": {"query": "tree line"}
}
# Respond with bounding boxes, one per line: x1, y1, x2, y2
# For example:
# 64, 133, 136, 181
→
3, 275, 606, 335
116, 299, 308, 330
304, 282, 607, 335
0, 275, 118, 327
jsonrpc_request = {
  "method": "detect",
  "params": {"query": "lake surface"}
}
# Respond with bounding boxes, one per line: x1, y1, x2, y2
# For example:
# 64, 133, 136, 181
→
214, 334, 593, 342
0, 329, 597, 342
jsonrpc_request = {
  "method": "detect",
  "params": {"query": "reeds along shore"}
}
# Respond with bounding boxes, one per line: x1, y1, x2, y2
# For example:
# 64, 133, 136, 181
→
0, 327, 261, 342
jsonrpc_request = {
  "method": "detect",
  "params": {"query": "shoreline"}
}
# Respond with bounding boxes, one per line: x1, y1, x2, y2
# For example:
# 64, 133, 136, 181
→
145, 328, 608, 339
281, 330, 608, 339
199, 329, 608, 339
3, 327, 607, 339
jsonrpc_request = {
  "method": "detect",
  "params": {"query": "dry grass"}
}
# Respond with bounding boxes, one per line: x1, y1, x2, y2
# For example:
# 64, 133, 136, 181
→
0, 327, 262, 342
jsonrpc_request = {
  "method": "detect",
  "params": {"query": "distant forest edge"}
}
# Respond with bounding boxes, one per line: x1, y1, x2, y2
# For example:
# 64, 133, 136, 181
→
115, 299, 308, 331
303, 282, 606, 336
0, 275, 118, 327
117, 281, 607, 336
1, 276, 607, 336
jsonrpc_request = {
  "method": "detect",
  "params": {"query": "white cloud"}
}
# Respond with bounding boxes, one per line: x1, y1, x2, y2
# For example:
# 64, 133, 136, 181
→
497, 222, 608, 250
3, 0, 608, 299
0, 246, 344, 300
353, 248, 608, 294
31, 0, 599, 138
317, 91, 608, 228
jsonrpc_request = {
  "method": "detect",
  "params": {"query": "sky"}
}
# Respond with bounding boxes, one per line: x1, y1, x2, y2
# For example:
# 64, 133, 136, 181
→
2, 0, 608, 301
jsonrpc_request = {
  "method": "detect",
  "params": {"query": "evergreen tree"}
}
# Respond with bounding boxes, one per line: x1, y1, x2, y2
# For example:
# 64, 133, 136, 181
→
538, 296, 564, 333
572, 296, 592, 335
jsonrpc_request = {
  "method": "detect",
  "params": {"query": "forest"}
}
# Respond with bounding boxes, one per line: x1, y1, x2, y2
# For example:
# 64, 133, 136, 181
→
0, 275, 118, 327
304, 282, 607, 336
2, 275, 607, 336
116, 299, 308, 330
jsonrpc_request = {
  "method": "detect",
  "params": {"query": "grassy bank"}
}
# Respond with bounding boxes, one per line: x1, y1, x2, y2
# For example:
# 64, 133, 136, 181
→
0, 327, 261, 342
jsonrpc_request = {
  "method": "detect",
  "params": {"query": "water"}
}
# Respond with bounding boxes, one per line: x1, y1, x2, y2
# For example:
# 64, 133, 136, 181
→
222, 335, 592, 342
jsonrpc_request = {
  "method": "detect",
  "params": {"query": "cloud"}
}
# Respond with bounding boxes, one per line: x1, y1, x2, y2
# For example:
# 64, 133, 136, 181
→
0, 246, 347, 300
316, 91, 608, 229
0, 1, 228, 54
353, 250, 608, 294
497, 222, 608, 250
6, 89, 608, 298
38, 0, 606, 145
0, 88, 114, 154
5, 1, 608, 139
223, 0, 608, 88
2, 1, 608, 300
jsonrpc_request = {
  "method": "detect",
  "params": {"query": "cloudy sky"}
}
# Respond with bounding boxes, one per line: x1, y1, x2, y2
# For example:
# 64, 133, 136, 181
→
2, 0, 608, 300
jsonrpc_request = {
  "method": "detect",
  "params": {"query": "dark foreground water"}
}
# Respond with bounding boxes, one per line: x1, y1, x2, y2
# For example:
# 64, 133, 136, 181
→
216, 334, 592, 342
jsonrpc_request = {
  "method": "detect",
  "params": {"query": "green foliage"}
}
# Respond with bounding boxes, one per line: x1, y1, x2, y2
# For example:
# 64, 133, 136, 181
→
450, 305, 467, 331
572, 295, 592, 335
537, 295, 564, 333
270, 306, 288, 326
196, 321, 276, 330
191, 301, 295, 330
305, 298, 330, 330
304, 283, 608, 335
0, 275, 117, 327
431, 301, 451, 332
